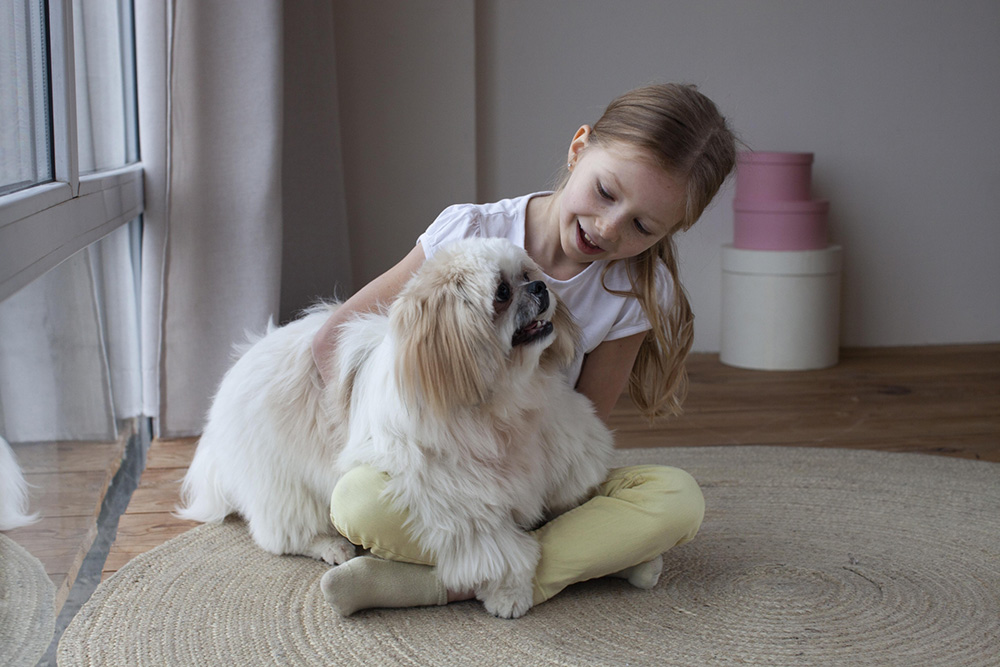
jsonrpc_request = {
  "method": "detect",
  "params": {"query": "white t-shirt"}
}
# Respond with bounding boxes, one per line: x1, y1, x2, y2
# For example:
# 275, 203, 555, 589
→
418, 192, 673, 383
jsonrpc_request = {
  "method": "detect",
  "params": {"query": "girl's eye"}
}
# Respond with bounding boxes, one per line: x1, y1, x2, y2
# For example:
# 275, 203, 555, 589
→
633, 219, 651, 235
597, 182, 613, 201
495, 281, 511, 302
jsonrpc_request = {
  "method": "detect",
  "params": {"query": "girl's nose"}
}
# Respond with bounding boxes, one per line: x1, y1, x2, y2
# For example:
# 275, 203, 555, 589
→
595, 213, 625, 242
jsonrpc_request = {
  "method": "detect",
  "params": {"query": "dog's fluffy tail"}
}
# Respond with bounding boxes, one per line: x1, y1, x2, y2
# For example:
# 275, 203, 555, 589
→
1, 435, 39, 531
175, 445, 232, 523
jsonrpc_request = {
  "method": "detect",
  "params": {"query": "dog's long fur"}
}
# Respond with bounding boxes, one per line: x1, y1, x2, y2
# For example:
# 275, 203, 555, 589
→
177, 238, 612, 617
1, 435, 38, 531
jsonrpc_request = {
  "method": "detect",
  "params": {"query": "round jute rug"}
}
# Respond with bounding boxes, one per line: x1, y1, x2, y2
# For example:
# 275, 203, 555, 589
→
59, 447, 999, 666
1, 532, 56, 667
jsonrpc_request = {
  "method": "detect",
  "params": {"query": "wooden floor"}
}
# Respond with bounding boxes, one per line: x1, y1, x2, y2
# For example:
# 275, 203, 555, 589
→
8, 344, 1000, 597
608, 344, 1000, 461
5, 438, 127, 614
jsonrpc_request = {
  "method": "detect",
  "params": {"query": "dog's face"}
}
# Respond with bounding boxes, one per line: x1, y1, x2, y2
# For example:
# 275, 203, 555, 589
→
390, 238, 578, 416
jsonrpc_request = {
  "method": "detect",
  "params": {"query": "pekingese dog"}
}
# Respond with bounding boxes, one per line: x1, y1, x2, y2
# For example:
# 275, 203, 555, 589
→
177, 237, 612, 618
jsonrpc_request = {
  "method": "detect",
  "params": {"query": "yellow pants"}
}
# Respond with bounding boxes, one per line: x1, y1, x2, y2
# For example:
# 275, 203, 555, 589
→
330, 464, 705, 606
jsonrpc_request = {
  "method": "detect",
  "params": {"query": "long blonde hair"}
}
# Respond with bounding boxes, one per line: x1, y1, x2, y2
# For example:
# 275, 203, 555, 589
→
576, 83, 736, 419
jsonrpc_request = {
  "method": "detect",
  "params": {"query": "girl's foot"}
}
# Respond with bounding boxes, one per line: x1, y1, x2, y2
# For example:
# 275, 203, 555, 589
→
320, 556, 448, 616
611, 554, 664, 589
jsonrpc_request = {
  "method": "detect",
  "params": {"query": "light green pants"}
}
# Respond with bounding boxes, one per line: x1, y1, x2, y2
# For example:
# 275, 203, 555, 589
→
330, 464, 705, 606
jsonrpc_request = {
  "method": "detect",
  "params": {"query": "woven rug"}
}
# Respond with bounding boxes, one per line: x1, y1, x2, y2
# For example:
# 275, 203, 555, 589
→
59, 446, 999, 666
1, 532, 56, 667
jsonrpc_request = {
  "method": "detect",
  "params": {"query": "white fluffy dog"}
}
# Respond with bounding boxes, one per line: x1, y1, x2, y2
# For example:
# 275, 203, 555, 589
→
1, 435, 38, 531
178, 237, 612, 617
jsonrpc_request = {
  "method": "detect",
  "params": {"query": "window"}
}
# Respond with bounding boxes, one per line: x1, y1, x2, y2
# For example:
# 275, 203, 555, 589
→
0, 0, 52, 196
0, 0, 143, 303
74, 0, 139, 174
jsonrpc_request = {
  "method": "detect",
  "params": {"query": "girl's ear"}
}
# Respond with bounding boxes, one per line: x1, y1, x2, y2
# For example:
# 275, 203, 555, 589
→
567, 125, 592, 167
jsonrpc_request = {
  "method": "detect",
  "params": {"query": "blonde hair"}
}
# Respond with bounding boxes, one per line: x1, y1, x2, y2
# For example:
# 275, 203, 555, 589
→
572, 83, 736, 419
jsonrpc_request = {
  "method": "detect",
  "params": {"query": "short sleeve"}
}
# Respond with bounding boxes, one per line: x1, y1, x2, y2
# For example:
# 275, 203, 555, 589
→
604, 262, 675, 342
417, 204, 483, 260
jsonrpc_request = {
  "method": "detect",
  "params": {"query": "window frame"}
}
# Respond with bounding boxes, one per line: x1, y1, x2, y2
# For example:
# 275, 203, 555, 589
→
0, 0, 144, 303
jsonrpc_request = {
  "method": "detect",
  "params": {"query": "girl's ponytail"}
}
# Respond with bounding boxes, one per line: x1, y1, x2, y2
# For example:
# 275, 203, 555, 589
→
592, 83, 736, 419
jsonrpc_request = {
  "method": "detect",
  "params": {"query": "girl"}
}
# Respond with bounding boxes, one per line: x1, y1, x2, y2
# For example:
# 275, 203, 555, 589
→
312, 83, 737, 616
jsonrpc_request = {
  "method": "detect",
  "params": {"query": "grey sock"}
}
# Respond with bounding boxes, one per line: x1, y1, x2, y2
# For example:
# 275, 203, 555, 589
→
320, 556, 448, 617
610, 554, 664, 589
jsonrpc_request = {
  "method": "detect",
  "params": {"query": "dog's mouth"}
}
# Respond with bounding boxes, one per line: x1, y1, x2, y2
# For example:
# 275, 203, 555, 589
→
512, 319, 553, 347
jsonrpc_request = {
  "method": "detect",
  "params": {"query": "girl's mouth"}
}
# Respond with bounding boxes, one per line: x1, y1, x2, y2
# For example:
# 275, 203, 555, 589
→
576, 222, 603, 255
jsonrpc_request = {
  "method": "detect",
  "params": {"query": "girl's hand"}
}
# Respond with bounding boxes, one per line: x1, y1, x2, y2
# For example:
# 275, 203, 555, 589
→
312, 243, 427, 384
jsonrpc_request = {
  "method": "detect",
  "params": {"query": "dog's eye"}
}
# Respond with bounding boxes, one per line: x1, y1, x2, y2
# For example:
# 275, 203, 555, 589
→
522, 271, 530, 282
495, 281, 511, 303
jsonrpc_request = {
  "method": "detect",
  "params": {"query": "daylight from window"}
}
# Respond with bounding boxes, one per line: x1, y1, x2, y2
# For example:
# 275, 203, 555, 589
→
0, 0, 52, 195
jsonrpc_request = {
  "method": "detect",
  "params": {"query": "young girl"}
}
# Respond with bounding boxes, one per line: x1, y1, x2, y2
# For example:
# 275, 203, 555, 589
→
312, 83, 737, 616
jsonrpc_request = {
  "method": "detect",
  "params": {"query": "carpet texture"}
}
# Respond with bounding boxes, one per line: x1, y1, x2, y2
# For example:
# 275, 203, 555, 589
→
58, 446, 1000, 666
1, 532, 56, 667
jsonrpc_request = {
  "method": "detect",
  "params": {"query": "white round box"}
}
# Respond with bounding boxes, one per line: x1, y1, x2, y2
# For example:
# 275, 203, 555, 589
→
720, 244, 842, 370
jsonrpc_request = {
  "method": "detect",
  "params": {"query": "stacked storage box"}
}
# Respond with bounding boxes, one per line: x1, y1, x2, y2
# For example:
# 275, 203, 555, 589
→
720, 152, 843, 370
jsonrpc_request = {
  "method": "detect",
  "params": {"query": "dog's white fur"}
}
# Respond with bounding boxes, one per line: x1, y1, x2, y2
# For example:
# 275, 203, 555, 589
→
1, 435, 38, 531
178, 238, 612, 617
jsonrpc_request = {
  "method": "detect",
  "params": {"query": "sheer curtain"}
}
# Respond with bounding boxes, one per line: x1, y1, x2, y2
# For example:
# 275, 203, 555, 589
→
1, 0, 350, 441
0, 0, 140, 442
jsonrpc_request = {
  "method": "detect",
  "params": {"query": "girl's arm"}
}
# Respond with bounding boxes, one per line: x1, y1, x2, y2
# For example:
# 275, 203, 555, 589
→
574, 331, 646, 424
312, 242, 427, 384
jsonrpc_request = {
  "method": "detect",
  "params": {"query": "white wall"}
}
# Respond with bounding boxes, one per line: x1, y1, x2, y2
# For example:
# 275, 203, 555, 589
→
280, 2, 353, 319
331, 0, 477, 290
327, 0, 1000, 350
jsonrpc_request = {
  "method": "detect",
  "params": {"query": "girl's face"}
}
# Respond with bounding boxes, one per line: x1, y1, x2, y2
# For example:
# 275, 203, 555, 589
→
557, 128, 688, 266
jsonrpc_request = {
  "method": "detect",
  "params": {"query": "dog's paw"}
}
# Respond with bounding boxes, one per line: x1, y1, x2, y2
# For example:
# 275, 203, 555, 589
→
478, 578, 534, 619
307, 535, 357, 565
322, 537, 357, 565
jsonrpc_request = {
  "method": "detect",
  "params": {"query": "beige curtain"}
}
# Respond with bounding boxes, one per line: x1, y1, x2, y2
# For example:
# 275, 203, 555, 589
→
136, 1, 352, 437
137, 0, 282, 437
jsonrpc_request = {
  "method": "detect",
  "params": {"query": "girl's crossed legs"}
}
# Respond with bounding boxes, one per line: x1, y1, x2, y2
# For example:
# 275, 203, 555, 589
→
321, 464, 705, 616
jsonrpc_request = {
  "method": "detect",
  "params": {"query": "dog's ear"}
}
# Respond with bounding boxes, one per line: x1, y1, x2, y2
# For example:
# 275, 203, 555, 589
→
541, 290, 580, 373
392, 283, 504, 416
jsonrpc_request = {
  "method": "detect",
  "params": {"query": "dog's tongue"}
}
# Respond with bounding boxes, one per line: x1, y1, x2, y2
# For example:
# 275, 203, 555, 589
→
512, 320, 553, 346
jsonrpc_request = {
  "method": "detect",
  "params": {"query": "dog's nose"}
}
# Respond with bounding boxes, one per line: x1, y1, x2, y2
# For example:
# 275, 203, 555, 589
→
527, 280, 549, 312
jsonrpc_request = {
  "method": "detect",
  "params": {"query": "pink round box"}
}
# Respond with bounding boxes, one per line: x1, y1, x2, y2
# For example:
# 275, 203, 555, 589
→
733, 198, 829, 251
736, 152, 813, 202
